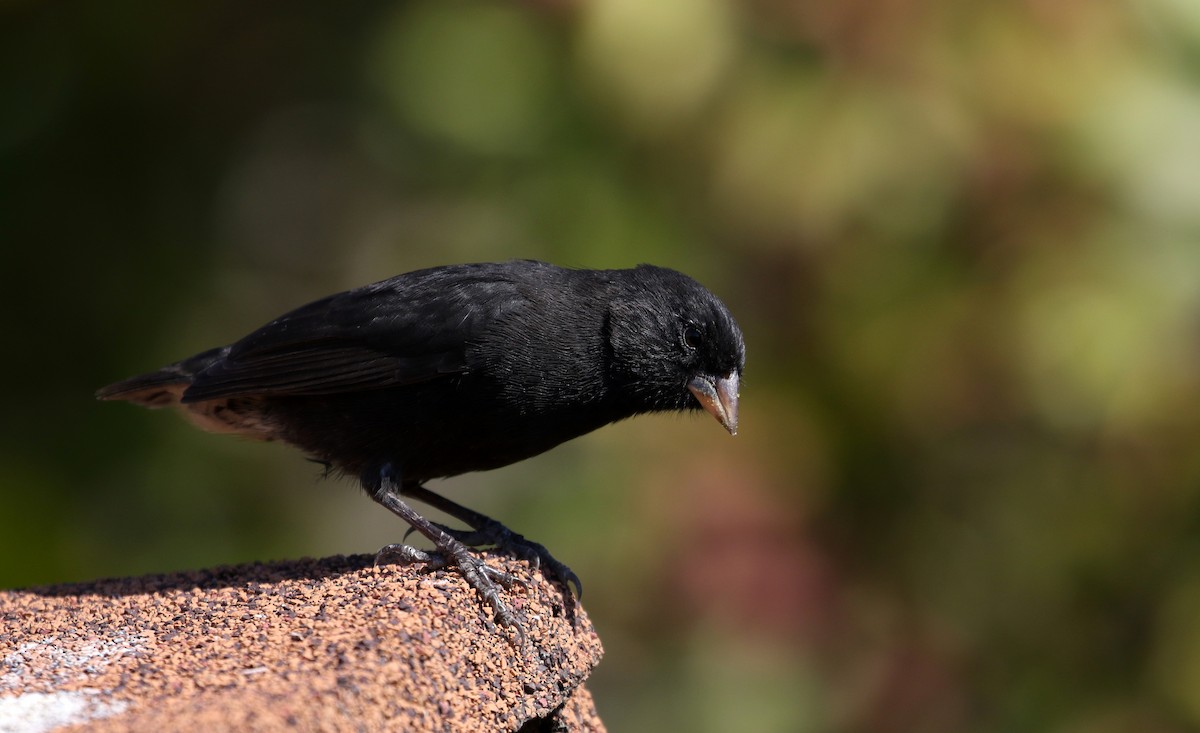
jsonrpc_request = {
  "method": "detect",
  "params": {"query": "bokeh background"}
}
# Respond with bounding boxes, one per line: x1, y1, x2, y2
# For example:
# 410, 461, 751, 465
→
5, 0, 1200, 730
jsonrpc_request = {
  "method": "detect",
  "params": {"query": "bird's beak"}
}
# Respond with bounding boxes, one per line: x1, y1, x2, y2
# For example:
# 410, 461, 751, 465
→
688, 372, 740, 436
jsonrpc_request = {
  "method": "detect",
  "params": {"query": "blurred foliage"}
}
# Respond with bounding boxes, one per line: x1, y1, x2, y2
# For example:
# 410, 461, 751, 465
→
3, 0, 1200, 730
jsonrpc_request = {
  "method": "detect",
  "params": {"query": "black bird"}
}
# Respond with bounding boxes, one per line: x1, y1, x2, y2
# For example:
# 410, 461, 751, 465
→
98, 260, 745, 635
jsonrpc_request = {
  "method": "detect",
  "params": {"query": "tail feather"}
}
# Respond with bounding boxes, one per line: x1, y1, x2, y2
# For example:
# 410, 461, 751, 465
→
96, 346, 229, 407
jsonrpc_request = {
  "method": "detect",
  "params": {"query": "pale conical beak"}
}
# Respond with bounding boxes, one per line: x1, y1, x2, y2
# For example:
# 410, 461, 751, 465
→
687, 372, 740, 435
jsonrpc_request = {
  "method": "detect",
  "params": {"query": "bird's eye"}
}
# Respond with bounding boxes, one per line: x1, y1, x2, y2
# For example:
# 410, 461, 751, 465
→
683, 325, 703, 350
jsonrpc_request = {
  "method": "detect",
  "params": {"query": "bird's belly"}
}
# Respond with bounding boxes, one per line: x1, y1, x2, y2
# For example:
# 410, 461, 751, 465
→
261, 387, 615, 483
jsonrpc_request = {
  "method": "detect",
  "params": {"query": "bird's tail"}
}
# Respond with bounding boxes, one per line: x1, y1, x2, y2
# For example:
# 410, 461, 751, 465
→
96, 346, 229, 407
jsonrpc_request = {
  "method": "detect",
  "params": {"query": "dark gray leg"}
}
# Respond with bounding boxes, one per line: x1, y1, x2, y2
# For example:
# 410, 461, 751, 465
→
402, 484, 582, 609
367, 464, 524, 639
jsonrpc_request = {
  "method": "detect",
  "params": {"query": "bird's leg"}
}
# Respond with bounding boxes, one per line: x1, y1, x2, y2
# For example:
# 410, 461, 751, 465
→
402, 484, 583, 605
367, 465, 525, 639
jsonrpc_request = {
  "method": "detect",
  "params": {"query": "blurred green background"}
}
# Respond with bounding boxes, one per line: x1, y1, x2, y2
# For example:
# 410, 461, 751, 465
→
4, 0, 1200, 730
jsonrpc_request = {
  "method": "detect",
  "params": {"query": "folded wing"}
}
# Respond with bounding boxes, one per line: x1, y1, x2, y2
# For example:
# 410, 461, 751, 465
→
182, 267, 525, 402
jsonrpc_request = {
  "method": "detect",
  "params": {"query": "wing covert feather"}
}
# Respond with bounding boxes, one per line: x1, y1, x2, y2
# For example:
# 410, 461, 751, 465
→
181, 265, 532, 402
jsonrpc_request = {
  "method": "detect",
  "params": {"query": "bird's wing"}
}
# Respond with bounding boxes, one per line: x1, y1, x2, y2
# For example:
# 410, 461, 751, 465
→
181, 268, 527, 402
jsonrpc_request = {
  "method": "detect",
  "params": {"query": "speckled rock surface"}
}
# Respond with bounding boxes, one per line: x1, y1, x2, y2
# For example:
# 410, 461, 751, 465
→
0, 554, 605, 732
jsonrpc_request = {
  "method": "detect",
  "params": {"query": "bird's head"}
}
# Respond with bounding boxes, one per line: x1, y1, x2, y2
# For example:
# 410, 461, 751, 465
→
606, 266, 745, 434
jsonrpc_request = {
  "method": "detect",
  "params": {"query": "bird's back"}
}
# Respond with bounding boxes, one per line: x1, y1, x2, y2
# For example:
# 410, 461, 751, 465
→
98, 262, 630, 478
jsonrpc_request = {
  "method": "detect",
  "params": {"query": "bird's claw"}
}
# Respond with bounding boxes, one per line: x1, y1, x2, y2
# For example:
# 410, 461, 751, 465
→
374, 541, 527, 642
375, 542, 437, 568
430, 520, 583, 602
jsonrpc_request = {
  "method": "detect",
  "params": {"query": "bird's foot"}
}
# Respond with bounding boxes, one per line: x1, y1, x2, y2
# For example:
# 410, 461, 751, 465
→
375, 541, 527, 640
398, 484, 582, 623
424, 519, 581, 625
